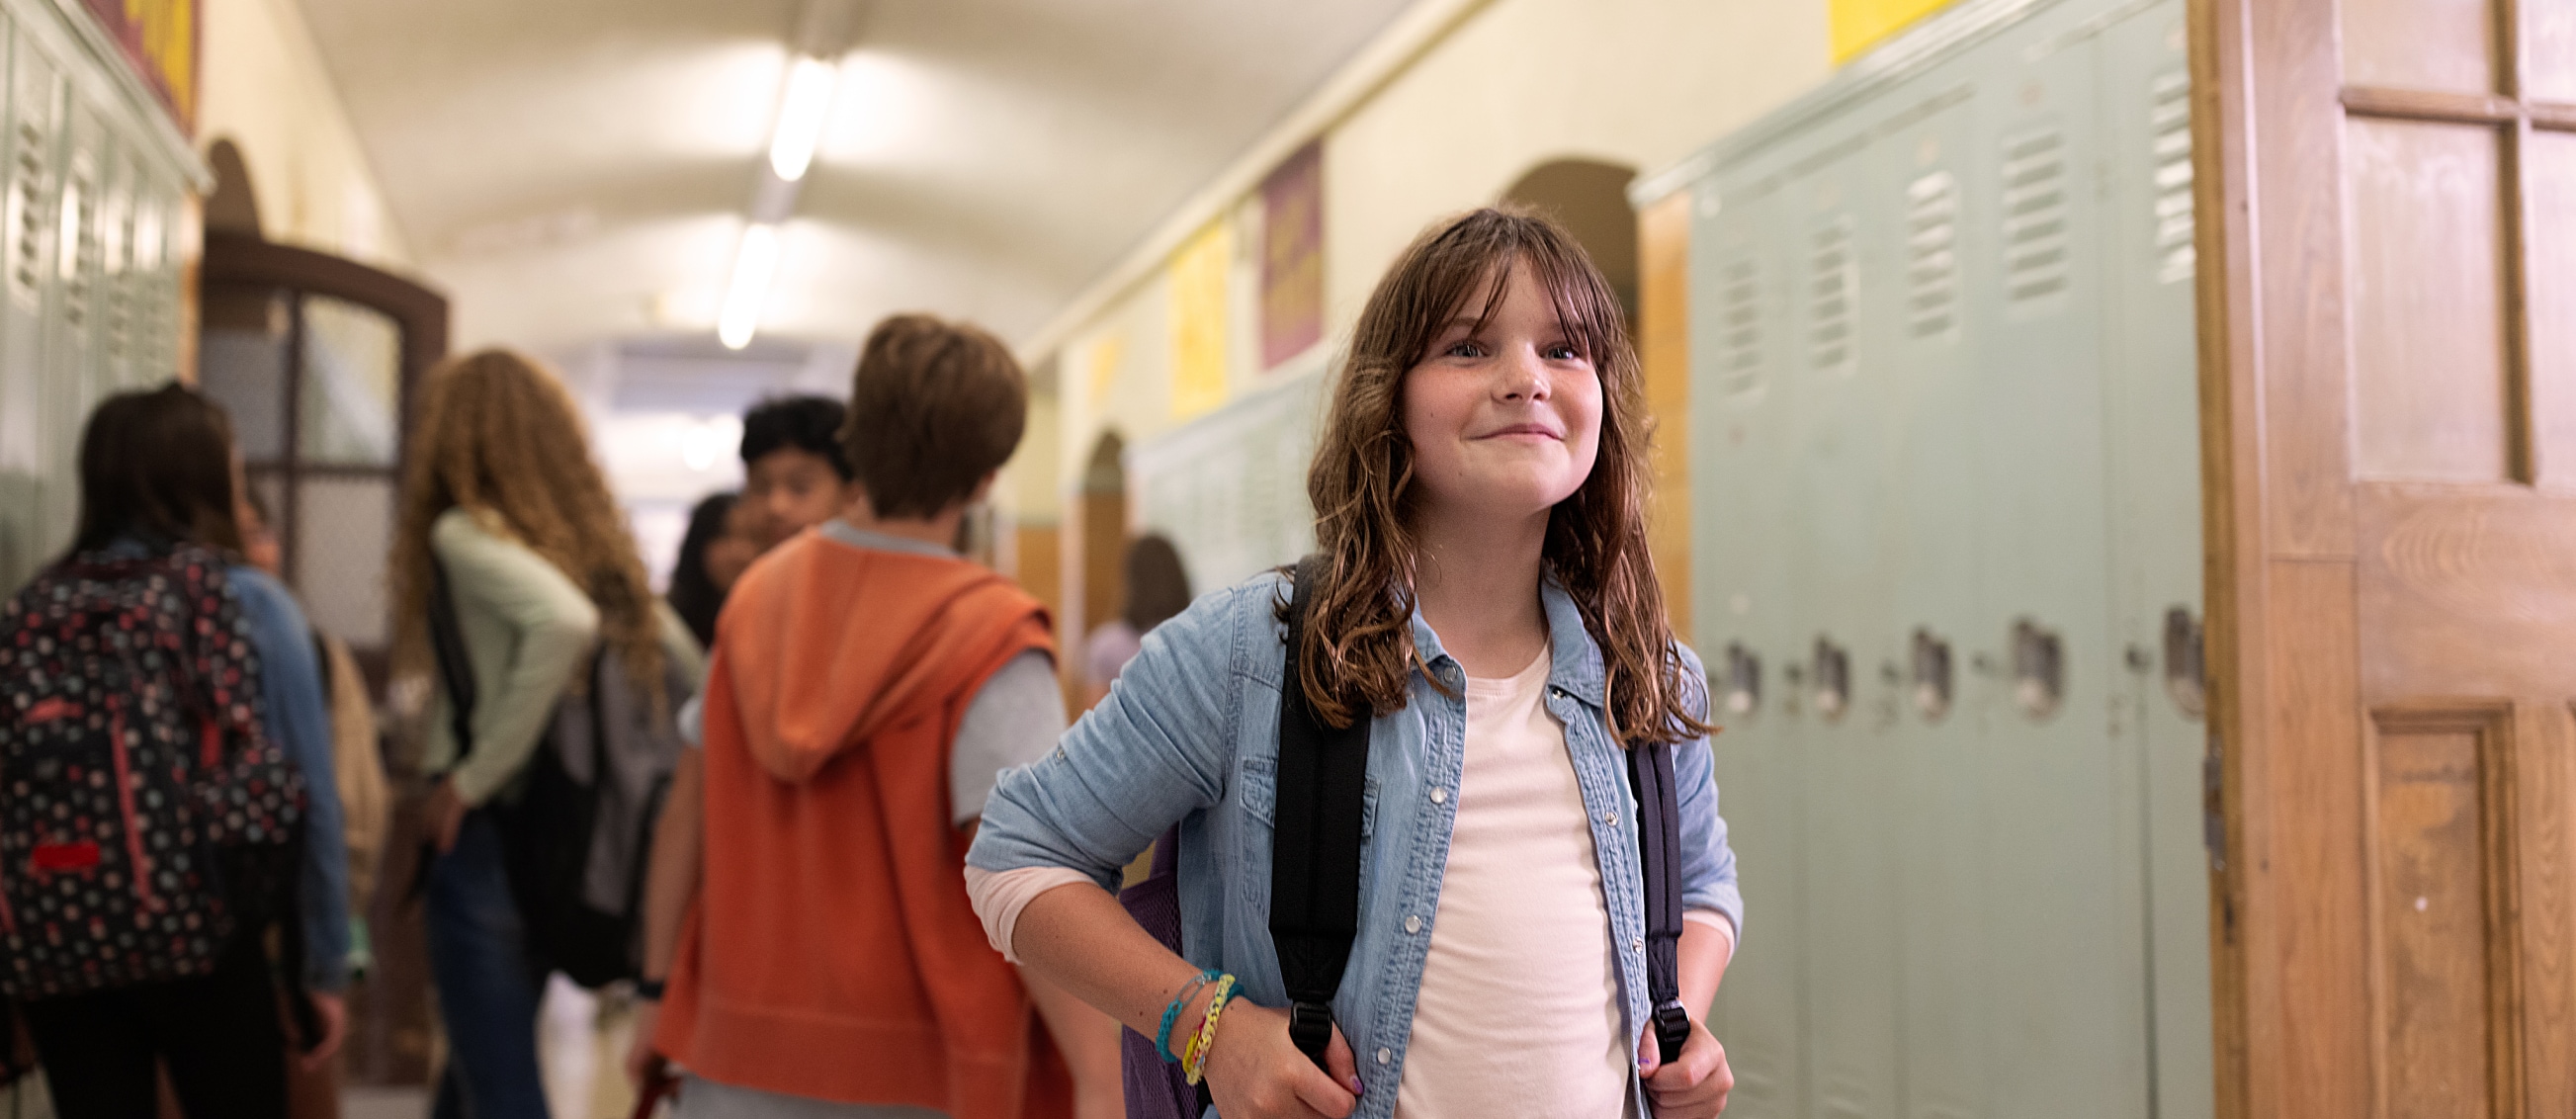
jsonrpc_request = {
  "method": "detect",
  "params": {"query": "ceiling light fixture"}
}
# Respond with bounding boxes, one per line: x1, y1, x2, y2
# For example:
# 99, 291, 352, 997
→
767, 55, 839, 183
718, 223, 779, 350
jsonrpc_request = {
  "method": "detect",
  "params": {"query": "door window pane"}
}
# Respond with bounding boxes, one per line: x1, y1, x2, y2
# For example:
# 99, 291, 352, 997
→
2340, 0, 2498, 95
2345, 118, 2510, 482
299, 295, 402, 466
294, 474, 393, 646
198, 288, 291, 462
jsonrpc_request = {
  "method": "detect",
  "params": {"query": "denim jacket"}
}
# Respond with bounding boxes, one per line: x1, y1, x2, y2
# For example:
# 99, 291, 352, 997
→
970, 570, 1742, 1114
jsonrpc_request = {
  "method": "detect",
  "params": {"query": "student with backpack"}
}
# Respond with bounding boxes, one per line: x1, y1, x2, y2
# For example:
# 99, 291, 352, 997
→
391, 350, 703, 1119
0, 384, 343, 1116
625, 314, 1121, 1119
967, 209, 1743, 1119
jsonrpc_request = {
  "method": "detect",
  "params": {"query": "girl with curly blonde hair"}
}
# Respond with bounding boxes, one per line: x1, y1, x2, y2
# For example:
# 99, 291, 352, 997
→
390, 349, 700, 1118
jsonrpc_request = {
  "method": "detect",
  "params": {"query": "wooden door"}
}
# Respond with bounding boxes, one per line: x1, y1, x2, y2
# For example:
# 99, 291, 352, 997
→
2195, 0, 2576, 1116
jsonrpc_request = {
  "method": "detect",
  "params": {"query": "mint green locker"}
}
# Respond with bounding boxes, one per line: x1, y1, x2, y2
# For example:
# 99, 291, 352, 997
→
0, 18, 60, 591
1781, 129, 1908, 1119
1869, 89, 1991, 1119
1691, 165, 1809, 1119
40, 95, 106, 550
2092, 7, 2214, 1117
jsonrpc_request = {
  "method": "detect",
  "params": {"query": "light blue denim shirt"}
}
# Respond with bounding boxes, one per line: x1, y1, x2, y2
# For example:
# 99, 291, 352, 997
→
228, 564, 352, 992
970, 570, 1741, 1115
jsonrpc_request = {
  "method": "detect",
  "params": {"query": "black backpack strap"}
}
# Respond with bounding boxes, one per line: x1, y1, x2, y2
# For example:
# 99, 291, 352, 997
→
426, 558, 478, 761
1629, 737, 1691, 1064
1268, 556, 1368, 1071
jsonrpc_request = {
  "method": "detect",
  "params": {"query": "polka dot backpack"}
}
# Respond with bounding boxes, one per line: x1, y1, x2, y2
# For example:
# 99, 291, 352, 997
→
0, 543, 306, 999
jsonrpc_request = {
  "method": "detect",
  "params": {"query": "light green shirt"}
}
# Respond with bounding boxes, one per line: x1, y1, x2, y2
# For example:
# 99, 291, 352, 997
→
423, 508, 704, 805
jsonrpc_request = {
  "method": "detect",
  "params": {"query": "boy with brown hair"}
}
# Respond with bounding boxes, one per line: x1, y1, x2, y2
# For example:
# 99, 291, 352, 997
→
629, 315, 1119, 1119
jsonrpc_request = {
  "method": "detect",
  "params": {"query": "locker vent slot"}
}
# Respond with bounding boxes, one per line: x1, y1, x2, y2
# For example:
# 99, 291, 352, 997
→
58, 161, 95, 334
9, 118, 45, 307
102, 188, 130, 364
1904, 170, 1960, 340
1716, 256, 1762, 397
2001, 129, 2070, 303
2150, 71, 2195, 284
1808, 217, 1856, 374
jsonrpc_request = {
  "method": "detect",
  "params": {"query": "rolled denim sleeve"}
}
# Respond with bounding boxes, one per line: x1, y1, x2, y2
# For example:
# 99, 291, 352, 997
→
230, 567, 353, 991
1672, 644, 1743, 943
968, 581, 1259, 888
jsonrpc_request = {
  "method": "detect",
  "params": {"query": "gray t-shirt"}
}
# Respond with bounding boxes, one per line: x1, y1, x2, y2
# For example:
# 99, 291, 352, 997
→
676, 519, 1068, 827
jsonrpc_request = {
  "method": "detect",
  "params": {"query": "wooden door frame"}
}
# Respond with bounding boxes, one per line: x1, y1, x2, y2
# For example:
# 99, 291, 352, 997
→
2191, 0, 2377, 1113
200, 230, 448, 687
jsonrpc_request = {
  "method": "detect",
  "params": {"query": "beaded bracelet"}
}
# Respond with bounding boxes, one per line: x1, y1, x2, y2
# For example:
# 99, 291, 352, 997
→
1156, 969, 1221, 1064
1180, 974, 1240, 1085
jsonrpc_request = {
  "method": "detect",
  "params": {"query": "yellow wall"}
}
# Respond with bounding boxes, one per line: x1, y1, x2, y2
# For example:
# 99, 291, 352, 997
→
197, 0, 409, 267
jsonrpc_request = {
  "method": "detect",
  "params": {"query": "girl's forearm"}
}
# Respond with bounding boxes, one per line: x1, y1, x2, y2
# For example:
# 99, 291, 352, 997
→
1678, 920, 1732, 1020
1011, 879, 1216, 1043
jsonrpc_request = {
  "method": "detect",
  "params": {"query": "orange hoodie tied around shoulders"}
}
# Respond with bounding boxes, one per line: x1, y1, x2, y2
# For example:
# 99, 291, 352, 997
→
654, 527, 1071, 1118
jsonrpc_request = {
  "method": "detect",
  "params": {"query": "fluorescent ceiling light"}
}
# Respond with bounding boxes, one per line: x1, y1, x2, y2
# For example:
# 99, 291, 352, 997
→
768, 55, 839, 182
718, 223, 779, 350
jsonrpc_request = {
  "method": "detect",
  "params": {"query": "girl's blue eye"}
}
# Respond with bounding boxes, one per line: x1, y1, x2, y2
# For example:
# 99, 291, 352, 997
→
1543, 344, 1582, 362
1444, 340, 1486, 359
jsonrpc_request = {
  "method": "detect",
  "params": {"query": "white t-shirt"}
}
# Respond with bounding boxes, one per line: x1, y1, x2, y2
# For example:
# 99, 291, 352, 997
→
1397, 644, 1631, 1118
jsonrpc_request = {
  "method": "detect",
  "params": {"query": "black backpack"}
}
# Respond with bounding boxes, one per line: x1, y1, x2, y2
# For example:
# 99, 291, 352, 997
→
427, 560, 681, 989
1118, 557, 1691, 1114
0, 545, 307, 999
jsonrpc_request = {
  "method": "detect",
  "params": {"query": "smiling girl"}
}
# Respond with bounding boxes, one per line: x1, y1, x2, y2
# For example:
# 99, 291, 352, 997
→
967, 208, 1741, 1119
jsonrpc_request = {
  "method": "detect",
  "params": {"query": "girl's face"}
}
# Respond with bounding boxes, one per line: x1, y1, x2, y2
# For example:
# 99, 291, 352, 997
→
1400, 264, 1603, 526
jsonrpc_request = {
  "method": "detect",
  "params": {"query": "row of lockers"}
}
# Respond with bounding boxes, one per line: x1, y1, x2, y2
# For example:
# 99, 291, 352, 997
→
1655, 0, 2212, 1116
0, 0, 197, 595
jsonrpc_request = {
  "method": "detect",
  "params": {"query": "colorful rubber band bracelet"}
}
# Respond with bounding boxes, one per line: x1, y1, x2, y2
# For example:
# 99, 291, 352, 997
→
1157, 969, 1221, 1064
1182, 975, 1240, 1085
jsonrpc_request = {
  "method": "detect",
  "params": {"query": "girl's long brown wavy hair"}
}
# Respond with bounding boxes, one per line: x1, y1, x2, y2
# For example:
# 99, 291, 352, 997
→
1299, 207, 1708, 746
390, 350, 663, 691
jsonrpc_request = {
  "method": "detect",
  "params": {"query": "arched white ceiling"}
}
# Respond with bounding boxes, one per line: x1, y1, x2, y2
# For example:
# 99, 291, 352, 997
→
294, 0, 1417, 353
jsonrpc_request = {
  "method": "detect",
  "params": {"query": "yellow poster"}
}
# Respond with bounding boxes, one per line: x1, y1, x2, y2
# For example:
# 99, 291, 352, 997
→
1167, 221, 1231, 421
1084, 332, 1124, 409
1830, 0, 1959, 63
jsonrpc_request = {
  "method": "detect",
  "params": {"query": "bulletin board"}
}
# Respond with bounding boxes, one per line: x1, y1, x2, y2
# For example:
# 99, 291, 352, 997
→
1129, 361, 1327, 594
1828, 0, 1960, 63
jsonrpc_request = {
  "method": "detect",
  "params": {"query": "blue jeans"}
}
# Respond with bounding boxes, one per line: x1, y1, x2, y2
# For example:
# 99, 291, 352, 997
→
428, 810, 552, 1119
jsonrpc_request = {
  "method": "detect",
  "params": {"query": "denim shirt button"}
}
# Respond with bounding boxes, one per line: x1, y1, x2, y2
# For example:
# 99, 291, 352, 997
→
1428, 786, 1446, 805
1632, 937, 1646, 952
1376, 1047, 1393, 1065
1405, 914, 1422, 934
1602, 811, 1618, 826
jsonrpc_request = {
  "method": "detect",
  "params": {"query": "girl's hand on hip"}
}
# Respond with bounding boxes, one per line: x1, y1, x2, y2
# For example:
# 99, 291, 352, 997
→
1202, 1000, 1363, 1119
1639, 1017, 1733, 1117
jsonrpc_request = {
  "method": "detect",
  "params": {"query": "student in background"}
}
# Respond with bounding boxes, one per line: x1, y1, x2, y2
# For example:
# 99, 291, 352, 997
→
666, 490, 758, 648
627, 314, 1121, 1119
238, 491, 389, 1119
1, 385, 348, 1116
1079, 534, 1192, 709
239, 492, 391, 961
738, 395, 857, 551
390, 350, 702, 1119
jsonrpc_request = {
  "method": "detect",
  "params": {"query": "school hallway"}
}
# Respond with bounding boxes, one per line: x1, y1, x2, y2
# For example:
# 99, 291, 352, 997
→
1, 0, 2571, 1117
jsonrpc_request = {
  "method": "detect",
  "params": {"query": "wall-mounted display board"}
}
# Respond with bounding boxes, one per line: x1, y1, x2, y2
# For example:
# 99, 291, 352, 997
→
1632, 0, 2210, 1115
0, 0, 204, 596
1128, 361, 1325, 596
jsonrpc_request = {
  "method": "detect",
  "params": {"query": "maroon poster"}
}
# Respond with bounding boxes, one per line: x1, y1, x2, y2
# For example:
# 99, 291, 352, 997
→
82, 0, 199, 133
1259, 140, 1324, 371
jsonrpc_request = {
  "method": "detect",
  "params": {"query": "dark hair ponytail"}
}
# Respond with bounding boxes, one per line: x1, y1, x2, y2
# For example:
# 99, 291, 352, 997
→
69, 383, 244, 559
